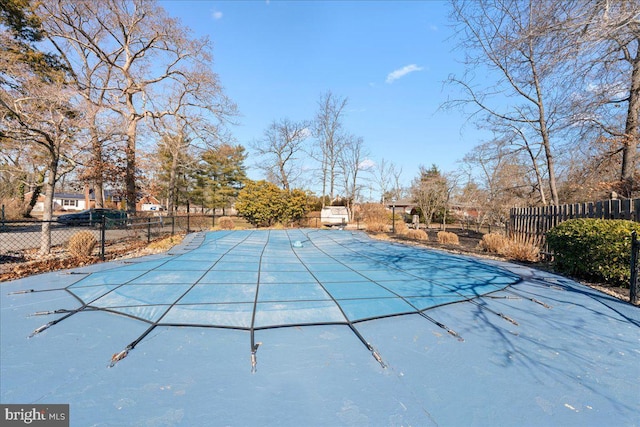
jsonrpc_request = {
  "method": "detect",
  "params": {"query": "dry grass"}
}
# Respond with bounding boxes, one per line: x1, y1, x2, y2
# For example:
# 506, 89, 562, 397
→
406, 229, 428, 241
437, 231, 460, 245
477, 232, 539, 262
393, 218, 409, 235
367, 222, 388, 232
67, 231, 97, 257
477, 233, 508, 253
360, 203, 388, 222
502, 235, 540, 262
146, 234, 184, 251
218, 216, 235, 230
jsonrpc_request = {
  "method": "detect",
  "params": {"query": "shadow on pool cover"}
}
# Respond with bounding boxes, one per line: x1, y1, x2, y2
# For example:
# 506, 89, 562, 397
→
20, 229, 529, 371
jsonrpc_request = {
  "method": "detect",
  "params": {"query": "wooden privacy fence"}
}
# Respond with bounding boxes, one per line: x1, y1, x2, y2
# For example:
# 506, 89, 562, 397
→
509, 198, 640, 246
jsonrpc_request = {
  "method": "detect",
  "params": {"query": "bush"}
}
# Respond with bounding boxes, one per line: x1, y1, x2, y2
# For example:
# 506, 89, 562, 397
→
218, 216, 235, 230
406, 229, 428, 241
392, 216, 409, 235
235, 181, 308, 227
68, 231, 97, 257
547, 218, 640, 287
367, 222, 388, 232
437, 231, 459, 245
1, 197, 27, 219
360, 203, 389, 227
502, 235, 540, 262
477, 233, 508, 253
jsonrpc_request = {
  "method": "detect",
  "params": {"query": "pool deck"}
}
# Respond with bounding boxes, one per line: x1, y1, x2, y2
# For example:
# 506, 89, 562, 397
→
1, 230, 639, 426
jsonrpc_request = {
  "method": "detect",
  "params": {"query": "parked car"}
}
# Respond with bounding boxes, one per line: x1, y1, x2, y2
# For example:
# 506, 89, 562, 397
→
57, 208, 128, 227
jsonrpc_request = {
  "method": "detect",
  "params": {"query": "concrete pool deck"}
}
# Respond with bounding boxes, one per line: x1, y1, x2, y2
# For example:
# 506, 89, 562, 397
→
1, 229, 638, 426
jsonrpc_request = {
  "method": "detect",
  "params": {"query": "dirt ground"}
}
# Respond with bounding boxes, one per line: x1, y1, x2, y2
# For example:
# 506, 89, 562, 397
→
1, 226, 636, 306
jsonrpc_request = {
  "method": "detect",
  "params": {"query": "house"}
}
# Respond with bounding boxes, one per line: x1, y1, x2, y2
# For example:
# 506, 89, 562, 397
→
28, 189, 123, 212
384, 198, 416, 216
28, 192, 88, 212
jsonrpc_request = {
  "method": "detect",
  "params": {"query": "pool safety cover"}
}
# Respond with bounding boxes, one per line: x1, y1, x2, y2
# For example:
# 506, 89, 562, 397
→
23, 229, 524, 370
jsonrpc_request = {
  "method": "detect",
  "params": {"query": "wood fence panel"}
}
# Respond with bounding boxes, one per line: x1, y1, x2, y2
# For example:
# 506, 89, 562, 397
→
509, 198, 640, 246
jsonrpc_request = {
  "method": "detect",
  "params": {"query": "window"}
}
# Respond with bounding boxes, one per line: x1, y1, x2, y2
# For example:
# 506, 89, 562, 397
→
62, 199, 78, 207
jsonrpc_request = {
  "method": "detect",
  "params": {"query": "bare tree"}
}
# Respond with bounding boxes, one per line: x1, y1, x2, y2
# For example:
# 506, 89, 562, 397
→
410, 165, 449, 228
313, 91, 348, 205
560, 1, 640, 197
39, 0, 125, 208
39, 0, 236, 214
370, 158, 390, 204
446, 0, 570, 206
0, 59, 84, 253
390, 162, 404, 201
462, 139, 540, 227
1, 3, 86, 253
252, 118, 310, 191
337, 134, 369, 219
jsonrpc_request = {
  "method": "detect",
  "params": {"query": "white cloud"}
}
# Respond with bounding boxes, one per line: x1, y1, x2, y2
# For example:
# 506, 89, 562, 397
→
211, 10, 223, 20
300, 127, 312, 138
358, 159, 376, 170
386, 64, 424, 84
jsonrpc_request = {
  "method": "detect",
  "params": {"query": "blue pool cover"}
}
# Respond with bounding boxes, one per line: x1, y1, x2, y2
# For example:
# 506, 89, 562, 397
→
16, 229, 521, 369
1, 229, 638, 426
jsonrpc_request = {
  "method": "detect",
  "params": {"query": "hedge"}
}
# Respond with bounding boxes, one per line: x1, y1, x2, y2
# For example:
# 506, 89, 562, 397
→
546, 218, 640, 287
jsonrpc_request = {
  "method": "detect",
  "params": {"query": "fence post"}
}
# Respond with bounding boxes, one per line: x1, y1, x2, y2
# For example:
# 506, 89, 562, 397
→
186, 200, 191, 233
171, 215, 175, 235
100, 216, 106, 260
631, 231, 639, 305
147, 217, 151, 243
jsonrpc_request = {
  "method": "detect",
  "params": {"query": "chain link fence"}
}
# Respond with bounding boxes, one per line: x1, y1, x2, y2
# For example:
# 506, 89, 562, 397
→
0, 214, 240, 264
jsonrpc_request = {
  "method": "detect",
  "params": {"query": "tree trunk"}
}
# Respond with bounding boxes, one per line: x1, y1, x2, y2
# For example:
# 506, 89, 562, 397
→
39, 164, 57, 255
91, 127, 104, 208
530, 47, 560, 206
621, 41, 640, 197
168, 153, 178, 214
23, 171, 45, 217
125, 118, 137, 215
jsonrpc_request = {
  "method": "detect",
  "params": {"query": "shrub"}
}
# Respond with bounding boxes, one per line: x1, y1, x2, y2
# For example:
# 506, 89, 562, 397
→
392, 216, 409, 235
406, 229, 428, 241
437, 231, 459, 245
502, 235, 540, 262
360, 203, 389, 228
1, 197, 28, 219
477, 233, 508, 253
367, 222, 388, 233
547, 218, 640, 287
218, 216, 235, 230
68, 231, 97, 257
235, 181, 308, 227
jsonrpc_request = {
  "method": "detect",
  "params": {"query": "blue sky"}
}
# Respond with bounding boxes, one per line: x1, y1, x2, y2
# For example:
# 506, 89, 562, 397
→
162, 0, 484, 195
